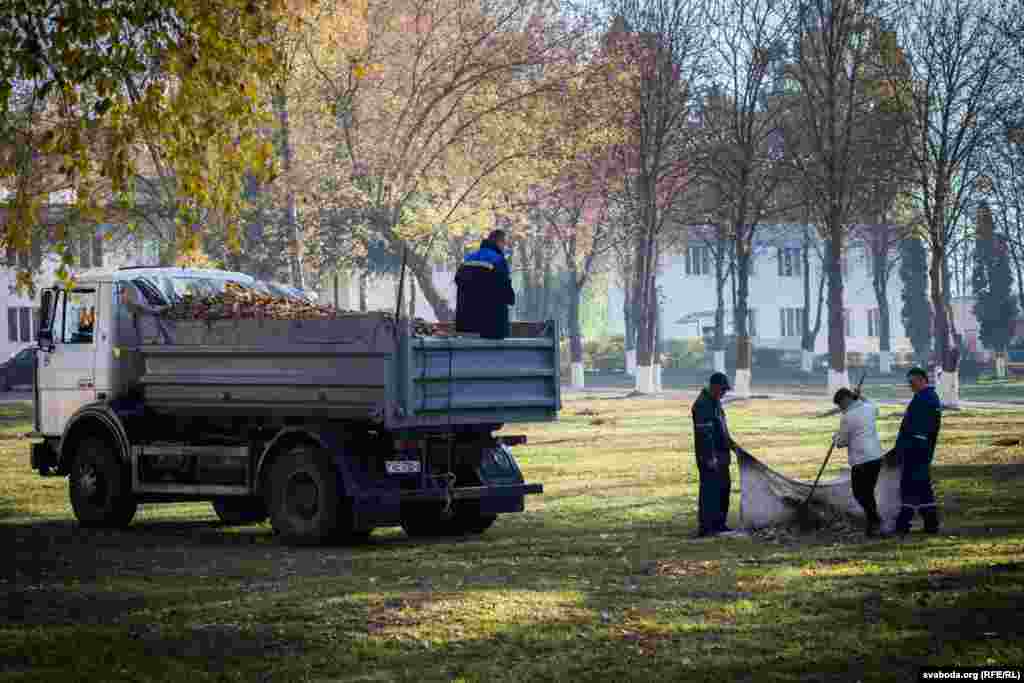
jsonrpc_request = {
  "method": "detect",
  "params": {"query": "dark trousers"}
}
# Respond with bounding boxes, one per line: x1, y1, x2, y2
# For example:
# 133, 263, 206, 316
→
697, 455, 731, 533
894, 444, 939, 532
851, 459, 882, 528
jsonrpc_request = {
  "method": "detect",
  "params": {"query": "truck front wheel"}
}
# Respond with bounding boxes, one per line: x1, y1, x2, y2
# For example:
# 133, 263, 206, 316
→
212, 497, 268, 526
69, 437, 137, 528
267, 445, 339, 545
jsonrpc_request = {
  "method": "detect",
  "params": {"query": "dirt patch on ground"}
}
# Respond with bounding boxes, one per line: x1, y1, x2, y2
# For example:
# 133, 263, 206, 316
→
648, 559, 722, 578
366, 592, 440, 635
612, 624, 676, 656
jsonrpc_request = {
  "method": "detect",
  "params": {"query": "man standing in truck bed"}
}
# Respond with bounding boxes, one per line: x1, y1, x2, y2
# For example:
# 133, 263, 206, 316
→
455, 230, 516, 340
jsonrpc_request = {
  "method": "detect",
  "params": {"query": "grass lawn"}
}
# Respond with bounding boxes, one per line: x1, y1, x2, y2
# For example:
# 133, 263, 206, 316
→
2, 397, 1024, 682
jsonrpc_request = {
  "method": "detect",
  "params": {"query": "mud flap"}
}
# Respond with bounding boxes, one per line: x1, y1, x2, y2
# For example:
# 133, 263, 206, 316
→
477, 445, 527, 515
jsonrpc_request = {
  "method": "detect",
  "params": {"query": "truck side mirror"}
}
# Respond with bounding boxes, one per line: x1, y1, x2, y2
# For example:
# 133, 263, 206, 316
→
37, 289, 55, 348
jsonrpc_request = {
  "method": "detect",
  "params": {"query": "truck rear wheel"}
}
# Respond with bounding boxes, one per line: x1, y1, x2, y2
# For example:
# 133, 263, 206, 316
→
400, 505, 452, 537
267, 445, 340, 545
455, 504, 497, 534
212, 497, 268, 526
69, 437, 137, 528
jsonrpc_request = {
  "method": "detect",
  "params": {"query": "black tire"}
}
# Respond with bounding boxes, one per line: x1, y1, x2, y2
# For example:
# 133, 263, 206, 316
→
69, 437, 137, 528
452, 499, 497, 534
212, 497, 268, 526
266, 445, 340, 545
401, 503, 463, 538
458, 511, 497, 534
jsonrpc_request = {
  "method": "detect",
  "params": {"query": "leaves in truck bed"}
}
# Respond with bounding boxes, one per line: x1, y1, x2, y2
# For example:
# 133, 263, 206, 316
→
157, 281, 443, 336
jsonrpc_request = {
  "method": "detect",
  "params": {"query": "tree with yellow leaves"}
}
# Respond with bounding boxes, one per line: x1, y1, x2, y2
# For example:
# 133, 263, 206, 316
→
0, 0, 298, 289
289, 0, 594, 320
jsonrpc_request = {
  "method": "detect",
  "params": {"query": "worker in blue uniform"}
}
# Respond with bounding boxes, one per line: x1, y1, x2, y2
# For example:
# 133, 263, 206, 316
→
455, 230, 516, 340
691, 372, 736, 537
890, 367, 943, 535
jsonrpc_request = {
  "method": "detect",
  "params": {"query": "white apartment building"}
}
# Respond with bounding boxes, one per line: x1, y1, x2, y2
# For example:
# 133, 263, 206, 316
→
605, 227, 913, 356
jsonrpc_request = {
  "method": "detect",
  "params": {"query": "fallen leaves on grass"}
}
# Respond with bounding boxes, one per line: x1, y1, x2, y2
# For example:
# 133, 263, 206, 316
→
613, 613, 676, 657
736, 575, 786, 593
649, 560, 721, 578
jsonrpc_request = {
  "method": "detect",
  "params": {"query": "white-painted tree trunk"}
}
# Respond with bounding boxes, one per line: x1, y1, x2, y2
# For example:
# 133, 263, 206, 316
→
733, 368, 751, 399
635, 365, 655, 393
828, 369, 850, 397
879, 350, 893, 375
570, 362, 585, 389
939, 370, 960, 408
713, 350, 726, 373
995, 353, 1008, 379
801, 350, 814, 373
626, 350, 637, 376
654, 364, 663, 392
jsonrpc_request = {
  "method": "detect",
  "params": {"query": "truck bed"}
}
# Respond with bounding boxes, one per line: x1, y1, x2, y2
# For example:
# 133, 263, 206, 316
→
133, 314, 561, 429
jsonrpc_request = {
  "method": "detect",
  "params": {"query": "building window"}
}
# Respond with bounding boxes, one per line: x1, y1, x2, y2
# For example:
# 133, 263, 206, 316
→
868, 308, 882, 337
7, 306, 39, 343
685, 246, 711, 276
780, 307, 804, 337
777, 247, 802, 277
844, 309, 854, 337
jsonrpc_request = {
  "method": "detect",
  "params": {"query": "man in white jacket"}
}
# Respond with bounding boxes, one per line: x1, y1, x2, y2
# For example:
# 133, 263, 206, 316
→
832, 388, 885, 536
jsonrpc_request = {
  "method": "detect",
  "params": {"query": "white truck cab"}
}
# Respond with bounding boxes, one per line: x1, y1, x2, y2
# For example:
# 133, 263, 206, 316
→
33, 267, 263, 438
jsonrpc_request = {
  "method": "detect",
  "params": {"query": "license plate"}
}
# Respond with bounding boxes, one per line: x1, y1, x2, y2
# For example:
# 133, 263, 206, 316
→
386, 460, 421, 474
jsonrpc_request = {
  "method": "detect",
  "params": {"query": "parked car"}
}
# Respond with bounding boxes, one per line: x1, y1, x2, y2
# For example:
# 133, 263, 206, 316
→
0, 345, 35, 391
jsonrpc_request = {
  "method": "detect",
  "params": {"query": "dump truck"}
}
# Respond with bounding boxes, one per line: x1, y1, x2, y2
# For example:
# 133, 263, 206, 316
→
28, 267, 560, 545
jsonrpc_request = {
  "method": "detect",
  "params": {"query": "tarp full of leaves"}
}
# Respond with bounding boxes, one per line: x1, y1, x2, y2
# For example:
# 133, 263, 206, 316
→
736, 447, 902, 535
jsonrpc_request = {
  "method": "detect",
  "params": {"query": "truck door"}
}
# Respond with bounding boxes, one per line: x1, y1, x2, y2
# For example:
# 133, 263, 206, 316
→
36, 287, 99, 436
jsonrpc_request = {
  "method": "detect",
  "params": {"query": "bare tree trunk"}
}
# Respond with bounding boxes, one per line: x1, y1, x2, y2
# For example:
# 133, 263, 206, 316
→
407, 248, 452, 321
358, 270, 368, 312
540, 254, 552, 321
734, 234, 752, 396
872, 246, 892, 355
930, 240, 953, 369
408, 275, 416, 320
619, 248, 636, 374
653, 284, 662, 391
1013, 246, 1024, 314
798, 228, 815, 370
568, 270, 585, 389
827, 215, 848, 392
274, 87, 303, 290
713, 225, 727, 353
